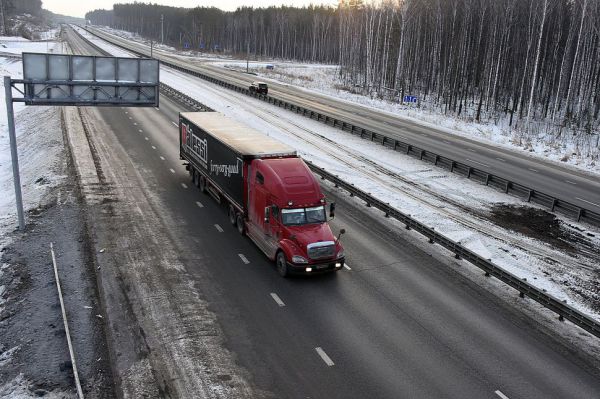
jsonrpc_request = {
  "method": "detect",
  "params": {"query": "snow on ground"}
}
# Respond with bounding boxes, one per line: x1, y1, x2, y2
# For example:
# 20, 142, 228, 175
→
77, 26, 600, 323
91, 25, 600, 176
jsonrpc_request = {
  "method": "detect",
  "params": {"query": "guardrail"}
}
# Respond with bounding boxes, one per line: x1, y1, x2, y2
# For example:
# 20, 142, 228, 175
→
73, 27, 600, 340
80, 25, 600, 228
304, 161, 600, 340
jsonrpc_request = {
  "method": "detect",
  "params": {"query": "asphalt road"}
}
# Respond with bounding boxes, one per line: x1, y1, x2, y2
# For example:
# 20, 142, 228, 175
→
85, 26, 600, 216
68, 27, 600, 398
94, 96, 600, 398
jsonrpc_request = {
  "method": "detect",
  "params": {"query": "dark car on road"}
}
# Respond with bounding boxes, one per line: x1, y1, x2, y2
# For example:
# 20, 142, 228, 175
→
249, 81, 268, 95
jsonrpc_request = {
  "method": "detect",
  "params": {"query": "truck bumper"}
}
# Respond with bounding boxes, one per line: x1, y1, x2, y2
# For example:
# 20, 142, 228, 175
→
288, 258, 344, 275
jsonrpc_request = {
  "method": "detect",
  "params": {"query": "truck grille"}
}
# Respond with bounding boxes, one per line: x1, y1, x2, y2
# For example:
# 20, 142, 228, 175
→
307, 241, 335, 260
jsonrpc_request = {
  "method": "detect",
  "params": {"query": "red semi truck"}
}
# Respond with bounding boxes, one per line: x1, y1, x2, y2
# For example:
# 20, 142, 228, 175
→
179, 112, 345, 277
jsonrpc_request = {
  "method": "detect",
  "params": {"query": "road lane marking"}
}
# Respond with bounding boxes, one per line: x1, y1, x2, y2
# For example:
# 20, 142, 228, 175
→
196, 201, 204, 208
270, 293, 285, 307
181, 183, 188, 189
495, 390, 510, 399
160, 156, 165, 161
528, 168, 538, 172
138, 129, 143, 133
343, 263, 351, 270
443, 140, 451, 144
171, 121, 178, 127
495, 157, 506, 162
133, 122, 137, 126
125, 111, 128, 114
128, 116, 132, 119
169, 168, 175, 174
576, 197, 600, 207
151, 145, 156, 150
154, 107, 159, 110
468, 148, 476, 152
238, 254, 250, 264
565, 180, 577, 185
214, 224, 224, 232
315, 347, 334, 366
465, 158, 490, 168
144, 137, 149, 141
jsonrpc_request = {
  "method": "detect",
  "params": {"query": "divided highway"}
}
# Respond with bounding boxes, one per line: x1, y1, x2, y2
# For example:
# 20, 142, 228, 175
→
84, 26, 600, 219
66, 27, 600, 398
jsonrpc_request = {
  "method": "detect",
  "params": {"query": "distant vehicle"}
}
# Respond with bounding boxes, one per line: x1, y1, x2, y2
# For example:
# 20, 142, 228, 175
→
179, 112, 346, 277
249, 81, 268, 95
266, 64, 274, 70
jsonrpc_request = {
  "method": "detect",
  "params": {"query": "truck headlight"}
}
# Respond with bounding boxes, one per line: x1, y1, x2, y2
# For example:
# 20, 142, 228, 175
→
292, 255, 308, 264
336, 249, 344, 259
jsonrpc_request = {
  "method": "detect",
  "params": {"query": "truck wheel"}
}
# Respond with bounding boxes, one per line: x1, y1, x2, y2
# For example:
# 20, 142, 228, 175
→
199, 175, 206, 193
193, 170, 200, 187
276, 251, 289, 278
236, 213, 245, 235
228, 205, 237, 226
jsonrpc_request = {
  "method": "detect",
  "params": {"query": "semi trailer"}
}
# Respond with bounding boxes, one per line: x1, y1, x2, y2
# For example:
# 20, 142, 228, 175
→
179, 112, 345, 277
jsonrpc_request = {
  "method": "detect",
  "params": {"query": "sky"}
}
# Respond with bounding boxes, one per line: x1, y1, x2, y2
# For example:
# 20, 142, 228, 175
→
43, 0, 328, 18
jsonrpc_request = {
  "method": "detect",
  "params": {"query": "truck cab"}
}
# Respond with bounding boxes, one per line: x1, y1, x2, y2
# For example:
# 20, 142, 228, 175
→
245, 157, 345, 276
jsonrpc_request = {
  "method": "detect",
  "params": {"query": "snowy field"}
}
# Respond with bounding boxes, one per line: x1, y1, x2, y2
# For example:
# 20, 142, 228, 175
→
76, 26, 600, 324
93, 25, 600, 177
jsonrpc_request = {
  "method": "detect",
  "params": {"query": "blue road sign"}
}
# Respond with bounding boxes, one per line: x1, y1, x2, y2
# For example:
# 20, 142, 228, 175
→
403, 95, 417, 103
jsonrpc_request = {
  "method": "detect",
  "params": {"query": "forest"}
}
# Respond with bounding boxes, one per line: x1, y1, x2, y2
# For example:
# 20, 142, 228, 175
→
86, 1, 600, 155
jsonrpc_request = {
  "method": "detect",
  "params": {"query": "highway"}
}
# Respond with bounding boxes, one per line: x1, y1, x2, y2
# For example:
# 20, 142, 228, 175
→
66, 27, 600, 398
85, 26, 600, 217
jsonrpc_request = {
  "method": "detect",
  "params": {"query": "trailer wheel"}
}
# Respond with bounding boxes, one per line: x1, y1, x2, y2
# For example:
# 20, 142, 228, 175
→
228, 205, 237, 226
199, 175, 207, 193
236, 213, 245, 235
193, 169, 200, 187
276, 251, 289, 278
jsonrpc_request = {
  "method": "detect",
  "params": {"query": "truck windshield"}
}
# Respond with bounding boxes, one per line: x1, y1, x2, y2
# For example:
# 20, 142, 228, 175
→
281, 206, 326, 226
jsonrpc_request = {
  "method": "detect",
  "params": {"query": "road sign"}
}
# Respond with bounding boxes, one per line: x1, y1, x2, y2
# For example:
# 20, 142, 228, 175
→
403, 95, 417, 103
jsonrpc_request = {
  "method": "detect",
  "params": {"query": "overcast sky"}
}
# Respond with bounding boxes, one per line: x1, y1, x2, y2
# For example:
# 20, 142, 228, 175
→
43, 0, 330, 18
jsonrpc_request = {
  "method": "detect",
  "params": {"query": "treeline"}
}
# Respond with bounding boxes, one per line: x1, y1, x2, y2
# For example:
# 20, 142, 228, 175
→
86, 1, 600, 144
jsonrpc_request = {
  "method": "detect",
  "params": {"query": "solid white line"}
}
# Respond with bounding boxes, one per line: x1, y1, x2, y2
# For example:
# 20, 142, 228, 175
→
214, 224, 224, 232
181, 183, 188, 189
576, 197, 600, 208
169, 168, 175, 174
196, 201, 204, 208
151, 145, 156, 150
315, 347, 334, 366
565, 180, 577, 185
270, 293, 285, 307
343, 263, 351, 270
528, 168, 538, 172
160, 156, 165, 161
465, 158, 490, 168
171, 121, 178, 127
495, 390, 510, 399
238, 254, 250, 264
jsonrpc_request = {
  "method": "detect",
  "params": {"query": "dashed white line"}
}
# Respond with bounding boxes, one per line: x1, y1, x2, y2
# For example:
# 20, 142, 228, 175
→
169, 168, 175, 174
343, 263, 351, 271
154, 107, 159, 111
138, 129, 143, 133
443, 140, 451, 144
315, 347, 335, 366
238, 254, 250, 264
181, 183, 188, 189
576, 197, 600, 208
128, 116, 132, 119
144, 137, 149, 141
465, 158, 490, 168
133, 122, 137, 126
528, 168, 538, 172
171, 121, 178, 127
565, 180, 577, 185
160, 156, 165, 161
495, 157, 506, 162
195, 201, 204, 208
125, 111, 128, 114
270, 293, 285, 307
468, 148, 476, 152
151, 145, 156, 150
495, 390, 510, 399
214, 224, 224, 232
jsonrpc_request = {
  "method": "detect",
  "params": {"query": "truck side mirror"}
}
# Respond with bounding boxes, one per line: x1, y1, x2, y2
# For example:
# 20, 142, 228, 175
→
264, 206, 270, 224
329, 202, 336, 218
336, 228, 346, 243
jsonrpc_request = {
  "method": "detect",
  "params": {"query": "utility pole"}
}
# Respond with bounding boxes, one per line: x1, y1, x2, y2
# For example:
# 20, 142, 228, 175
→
4, 76, 25, 230
161, 14, 164, 44
246, 40, 249, 73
